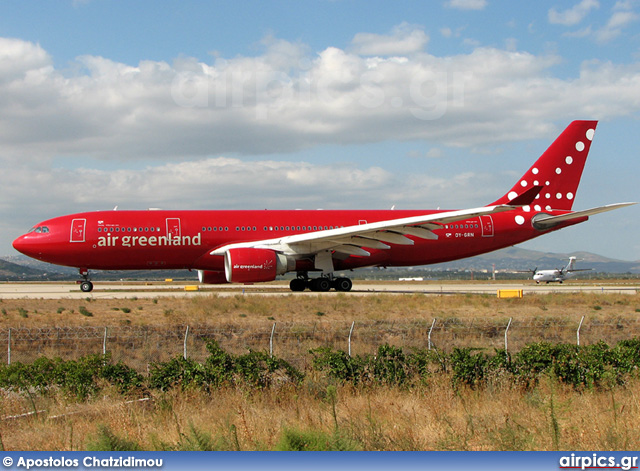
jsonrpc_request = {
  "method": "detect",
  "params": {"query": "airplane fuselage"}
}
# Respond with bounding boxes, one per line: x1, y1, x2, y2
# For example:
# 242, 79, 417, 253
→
14, 208, 581, 273
533, 271, 575, 283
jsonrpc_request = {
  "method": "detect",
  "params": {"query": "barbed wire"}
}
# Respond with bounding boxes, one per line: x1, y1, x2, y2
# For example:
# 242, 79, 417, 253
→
1, 316, 638, 369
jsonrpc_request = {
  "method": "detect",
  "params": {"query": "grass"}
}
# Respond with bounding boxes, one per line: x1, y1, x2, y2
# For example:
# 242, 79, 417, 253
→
1, 292, 638, 368
0, 289, 639, 451
2, 375, 639, 451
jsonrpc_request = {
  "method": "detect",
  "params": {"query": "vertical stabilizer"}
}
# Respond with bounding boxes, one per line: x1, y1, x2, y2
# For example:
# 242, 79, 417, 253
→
492, 120, 598, 211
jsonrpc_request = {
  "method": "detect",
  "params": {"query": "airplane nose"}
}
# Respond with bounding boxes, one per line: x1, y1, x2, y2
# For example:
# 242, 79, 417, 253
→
12, 235, 27, 254
12, 234, 37, 257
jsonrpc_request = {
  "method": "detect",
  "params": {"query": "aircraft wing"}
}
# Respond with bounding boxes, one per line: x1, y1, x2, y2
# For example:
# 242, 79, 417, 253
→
532, 202, 636, 229
211, 185, 543, 259
211, 202, 520, 259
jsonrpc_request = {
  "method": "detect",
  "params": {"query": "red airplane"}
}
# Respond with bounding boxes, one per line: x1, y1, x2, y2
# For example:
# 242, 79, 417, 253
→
12, 120, 635, 293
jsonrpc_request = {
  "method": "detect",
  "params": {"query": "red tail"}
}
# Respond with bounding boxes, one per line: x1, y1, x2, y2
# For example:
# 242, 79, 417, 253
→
492, 120, 598, 211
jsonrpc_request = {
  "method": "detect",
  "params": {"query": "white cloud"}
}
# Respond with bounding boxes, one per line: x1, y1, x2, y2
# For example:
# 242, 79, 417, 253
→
2, 30, 640, 256
1, 32, 640, 159
551, 0, 638, 42
594, 2, 639, 42
0, 37, 51, 81
444, 0, 487, 11
548, 0, 599, 26
350, 23, 428, 56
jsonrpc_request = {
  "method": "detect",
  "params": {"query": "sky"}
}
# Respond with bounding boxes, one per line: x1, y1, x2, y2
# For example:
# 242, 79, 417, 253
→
0, 0, 639, 261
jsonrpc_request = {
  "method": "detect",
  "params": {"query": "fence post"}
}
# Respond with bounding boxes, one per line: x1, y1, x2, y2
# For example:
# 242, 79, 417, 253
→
184, 325, 190, 360
348, 321, 355, 357
103, 327, 108, 356
270, 323, 276, 358
577, 316, 585, 346
428, 319, 436, 351
504, 318, 512, 357
7, 328, 11, 365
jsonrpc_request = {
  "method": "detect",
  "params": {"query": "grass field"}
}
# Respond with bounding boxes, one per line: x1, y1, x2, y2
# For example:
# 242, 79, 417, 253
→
1, 290, 639, 450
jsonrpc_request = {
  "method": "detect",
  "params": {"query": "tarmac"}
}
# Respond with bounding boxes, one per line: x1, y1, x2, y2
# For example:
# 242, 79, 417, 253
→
0, 280, 637, 299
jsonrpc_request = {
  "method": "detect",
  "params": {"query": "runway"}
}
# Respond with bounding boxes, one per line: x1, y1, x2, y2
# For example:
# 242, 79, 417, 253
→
0, 280, 637, 299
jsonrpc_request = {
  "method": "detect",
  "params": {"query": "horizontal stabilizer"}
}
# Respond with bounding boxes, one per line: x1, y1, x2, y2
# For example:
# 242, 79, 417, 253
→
533, 202, 637, 229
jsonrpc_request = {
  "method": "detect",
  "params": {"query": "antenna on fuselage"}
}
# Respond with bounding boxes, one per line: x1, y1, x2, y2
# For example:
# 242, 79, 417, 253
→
113, 206, 118, 211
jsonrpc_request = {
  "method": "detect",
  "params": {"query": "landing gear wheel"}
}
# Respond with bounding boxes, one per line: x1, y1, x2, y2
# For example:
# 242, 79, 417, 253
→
333, 277, 353, 292
310, 277, 331, 292
80, 281, 94, 293
289, 278, 307, 292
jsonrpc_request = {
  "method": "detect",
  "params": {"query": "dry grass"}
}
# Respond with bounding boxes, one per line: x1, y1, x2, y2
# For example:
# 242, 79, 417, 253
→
1, 290, 638, 327
1, 291, 639, 365
1, 290, 640, 451
2, 376, 640, 451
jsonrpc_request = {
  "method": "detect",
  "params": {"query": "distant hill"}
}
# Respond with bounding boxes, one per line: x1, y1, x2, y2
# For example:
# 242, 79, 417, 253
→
426, 247, 640, 274
1, 247, 639, 281
0, 258, 67, 280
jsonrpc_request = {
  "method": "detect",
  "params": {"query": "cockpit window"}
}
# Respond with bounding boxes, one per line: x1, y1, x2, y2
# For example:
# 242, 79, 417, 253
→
27, 226, 49, 234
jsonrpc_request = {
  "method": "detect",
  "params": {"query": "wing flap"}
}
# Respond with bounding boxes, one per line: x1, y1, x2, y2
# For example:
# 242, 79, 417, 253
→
333, 245, 371, 256
400, 225, 439, 240
210, 202, 522, 258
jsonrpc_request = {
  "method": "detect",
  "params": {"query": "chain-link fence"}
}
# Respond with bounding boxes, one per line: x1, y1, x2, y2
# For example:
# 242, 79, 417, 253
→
2, 315, 639, 371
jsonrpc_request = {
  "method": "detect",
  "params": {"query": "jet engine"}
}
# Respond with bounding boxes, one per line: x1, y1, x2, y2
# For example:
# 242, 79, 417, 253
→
197, 270, 228, 284
224, 248, 295, 283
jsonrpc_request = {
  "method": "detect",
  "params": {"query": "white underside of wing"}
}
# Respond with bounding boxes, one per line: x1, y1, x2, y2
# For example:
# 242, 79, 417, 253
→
210, 204, 517, 258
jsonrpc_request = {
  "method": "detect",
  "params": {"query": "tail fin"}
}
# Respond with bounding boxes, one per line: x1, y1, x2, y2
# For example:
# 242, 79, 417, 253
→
491, 120, 598, 211
565, 256, 577, 272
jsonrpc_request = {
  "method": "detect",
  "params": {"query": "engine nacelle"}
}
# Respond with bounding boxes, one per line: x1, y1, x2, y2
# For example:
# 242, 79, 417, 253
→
197, 270, 228, 284
224, 248, 295, 283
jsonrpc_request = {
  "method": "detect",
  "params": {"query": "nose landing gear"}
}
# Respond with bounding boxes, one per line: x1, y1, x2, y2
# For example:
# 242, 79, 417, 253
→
78, 268, 94, 292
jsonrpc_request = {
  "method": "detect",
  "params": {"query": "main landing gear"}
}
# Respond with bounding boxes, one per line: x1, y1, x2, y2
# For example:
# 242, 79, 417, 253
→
78, 268, 94, 293
289, 272, 353, 292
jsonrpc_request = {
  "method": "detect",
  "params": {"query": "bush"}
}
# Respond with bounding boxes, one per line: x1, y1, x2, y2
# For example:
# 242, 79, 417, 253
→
86, 424, 141, 451
149, 340, 303, 392
0, 353, 142, 400
275, 426, 360, 451
310, 346, 368, 384
449, 348, 490, 388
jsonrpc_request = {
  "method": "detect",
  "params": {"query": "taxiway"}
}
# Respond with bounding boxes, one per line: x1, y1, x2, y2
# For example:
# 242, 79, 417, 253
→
0, 281, 637, 299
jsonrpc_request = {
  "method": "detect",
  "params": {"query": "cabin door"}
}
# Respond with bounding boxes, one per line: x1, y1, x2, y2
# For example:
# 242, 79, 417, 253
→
70, 219, 86, 243
480, 215, 494, 237
166, 218, 181, 238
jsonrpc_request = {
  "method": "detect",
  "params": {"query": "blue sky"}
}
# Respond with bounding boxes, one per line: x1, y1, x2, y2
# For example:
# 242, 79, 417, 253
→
1, 0, 639, 261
